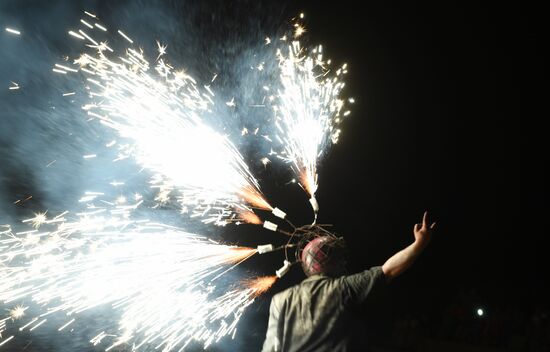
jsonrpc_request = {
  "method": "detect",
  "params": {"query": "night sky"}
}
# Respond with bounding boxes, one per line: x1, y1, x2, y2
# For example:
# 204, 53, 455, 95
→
0, 1, 534, 351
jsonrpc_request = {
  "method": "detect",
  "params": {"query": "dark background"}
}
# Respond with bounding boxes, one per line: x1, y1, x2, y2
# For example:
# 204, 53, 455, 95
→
0, 0, 538, 351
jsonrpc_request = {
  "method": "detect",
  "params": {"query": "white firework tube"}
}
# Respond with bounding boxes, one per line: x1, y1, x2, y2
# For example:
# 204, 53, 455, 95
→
263, 221, 278, 232
309, 197, 319, 212
257, 244, 275, 254
271, 207, 286, 219
276, 260, 291, 278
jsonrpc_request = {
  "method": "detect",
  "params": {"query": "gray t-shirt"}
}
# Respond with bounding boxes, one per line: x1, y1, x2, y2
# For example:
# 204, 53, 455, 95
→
262, 266, 385, 352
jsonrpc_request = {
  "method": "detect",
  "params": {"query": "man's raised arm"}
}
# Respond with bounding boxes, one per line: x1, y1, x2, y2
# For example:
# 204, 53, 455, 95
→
382, 211, 436, 282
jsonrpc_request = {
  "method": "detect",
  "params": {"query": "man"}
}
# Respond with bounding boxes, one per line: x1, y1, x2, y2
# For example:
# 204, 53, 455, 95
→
262, 211, 437, 351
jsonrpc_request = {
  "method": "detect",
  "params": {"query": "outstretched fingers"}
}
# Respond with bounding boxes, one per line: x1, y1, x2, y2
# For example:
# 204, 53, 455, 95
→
422, 211, 436, 230
422, 211, 429, 228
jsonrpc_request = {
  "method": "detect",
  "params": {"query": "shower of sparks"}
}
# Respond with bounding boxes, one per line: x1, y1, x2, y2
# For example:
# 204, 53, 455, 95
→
5, 28, 20, 35
64, 21, 272, 226
267, 30, 352, 212
0, 198, 269, 350
1, 12, 353, 350
234, 210, 262, 226
242, 276, 278, 298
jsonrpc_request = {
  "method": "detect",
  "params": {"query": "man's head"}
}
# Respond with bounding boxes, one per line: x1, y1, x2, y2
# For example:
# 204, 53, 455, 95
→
300, 235, 348, 277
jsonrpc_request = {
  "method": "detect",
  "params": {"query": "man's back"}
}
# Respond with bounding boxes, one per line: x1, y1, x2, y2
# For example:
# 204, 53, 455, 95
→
262, 266, 385, 352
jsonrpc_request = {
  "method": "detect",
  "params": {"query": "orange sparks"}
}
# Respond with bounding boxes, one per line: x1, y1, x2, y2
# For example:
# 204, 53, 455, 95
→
238, 210, 262, 225
238, 187, 272, 210
244, 276, 278, 297
13, 195, 33, 205
209, 247, 258, 282
300, 170, 317, 197
222, 247, 257, 264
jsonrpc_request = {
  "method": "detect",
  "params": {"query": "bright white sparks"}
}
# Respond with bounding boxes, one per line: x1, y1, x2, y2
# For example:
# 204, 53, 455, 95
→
70, 24, 272, 225
9, 305, 27, 320
0, 200, 266, 351
156, 40, 167, 60
293, 24, 306, 38
21, 211, 48, 229
226, 97, 236, 107
80, 19, 94, 29
84, 11, 97, 18
268, 35, 351, 212
94, 23, 107, 31
0, 14, 348, 351
0, 336, 14, 347
117, 29, 133, 43
68, 30, 85, 40
5, 28, 20, 35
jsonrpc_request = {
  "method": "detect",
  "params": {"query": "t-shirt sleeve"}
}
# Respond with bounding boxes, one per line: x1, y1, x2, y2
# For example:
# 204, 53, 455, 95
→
343, 266, 386, 304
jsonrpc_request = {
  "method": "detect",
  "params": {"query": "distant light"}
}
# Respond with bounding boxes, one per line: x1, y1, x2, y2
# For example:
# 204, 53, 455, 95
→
476, 308, 484, 316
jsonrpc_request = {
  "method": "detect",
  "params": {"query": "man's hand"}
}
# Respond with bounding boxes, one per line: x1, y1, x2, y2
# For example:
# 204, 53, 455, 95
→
382, 210, 437, 282
413, 211, 436, 249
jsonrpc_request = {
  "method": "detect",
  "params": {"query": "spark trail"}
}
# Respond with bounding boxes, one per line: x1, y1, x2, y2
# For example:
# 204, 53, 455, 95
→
64, 18, 273, 226
0, 200, 271, 350
266, 24, 353, 220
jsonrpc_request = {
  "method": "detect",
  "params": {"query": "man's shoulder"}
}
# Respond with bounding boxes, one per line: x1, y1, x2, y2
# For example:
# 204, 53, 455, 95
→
271, 278, 317, 305
272, 283, 300, 301
272, 276, 334, 302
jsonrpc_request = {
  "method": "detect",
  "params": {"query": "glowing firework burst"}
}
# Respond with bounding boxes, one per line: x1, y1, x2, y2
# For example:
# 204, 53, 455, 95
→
64, 20, 274, 226
267, 26, 353, 219
21, 211, 48, 229
0, 9, 353, 351
8, 305, 27, 320
0, 201, 269, 350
